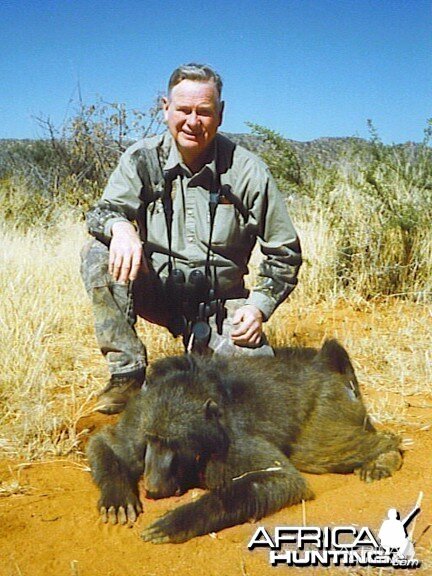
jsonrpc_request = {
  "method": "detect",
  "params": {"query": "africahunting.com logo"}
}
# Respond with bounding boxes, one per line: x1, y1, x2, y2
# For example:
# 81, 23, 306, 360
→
248, 495, 423, 569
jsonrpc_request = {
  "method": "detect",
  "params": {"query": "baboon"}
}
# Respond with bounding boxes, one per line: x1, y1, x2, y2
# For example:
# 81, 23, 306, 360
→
87, 340, 402, 543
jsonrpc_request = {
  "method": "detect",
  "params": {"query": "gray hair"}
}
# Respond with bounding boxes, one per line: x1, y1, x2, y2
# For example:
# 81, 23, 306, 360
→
167, 63, 223, 99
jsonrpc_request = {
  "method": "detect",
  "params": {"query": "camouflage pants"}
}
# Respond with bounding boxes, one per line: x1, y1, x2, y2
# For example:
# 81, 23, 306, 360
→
80, 239, 274, 377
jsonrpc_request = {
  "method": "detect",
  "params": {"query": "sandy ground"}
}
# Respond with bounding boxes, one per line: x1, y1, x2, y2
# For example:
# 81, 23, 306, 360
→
1, 406, 431, 576
1, 302, 431, 576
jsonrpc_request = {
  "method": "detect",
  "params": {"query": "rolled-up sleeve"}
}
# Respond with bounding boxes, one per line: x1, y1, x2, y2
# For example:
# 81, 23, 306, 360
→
86, 144, 144, 243
245, 167, 302, 320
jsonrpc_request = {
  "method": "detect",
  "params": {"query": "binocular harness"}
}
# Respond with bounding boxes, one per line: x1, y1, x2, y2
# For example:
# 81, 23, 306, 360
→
162, 169, 227, 353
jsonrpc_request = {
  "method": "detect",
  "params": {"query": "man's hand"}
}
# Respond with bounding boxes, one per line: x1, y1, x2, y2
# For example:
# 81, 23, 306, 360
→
230, 305, 263, 347
109, 221, 147, 282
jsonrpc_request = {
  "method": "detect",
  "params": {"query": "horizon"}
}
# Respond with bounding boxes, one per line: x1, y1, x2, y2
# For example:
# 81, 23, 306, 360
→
1, 0, 430, 145
0, 130, 426, 146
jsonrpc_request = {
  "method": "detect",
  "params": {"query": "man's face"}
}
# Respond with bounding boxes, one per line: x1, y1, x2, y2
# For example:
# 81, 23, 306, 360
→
163, 79, 224, 164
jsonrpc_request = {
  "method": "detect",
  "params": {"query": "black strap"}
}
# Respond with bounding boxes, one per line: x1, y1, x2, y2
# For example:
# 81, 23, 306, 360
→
206, 176, 221, 284
137, 144, 224, 296
136, 145, 166, 246
162, 169, 177, 274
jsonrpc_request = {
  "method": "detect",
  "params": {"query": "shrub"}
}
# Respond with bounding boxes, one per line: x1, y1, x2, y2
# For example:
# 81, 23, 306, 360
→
250, 120, 432, 301
0, 97, 164, 228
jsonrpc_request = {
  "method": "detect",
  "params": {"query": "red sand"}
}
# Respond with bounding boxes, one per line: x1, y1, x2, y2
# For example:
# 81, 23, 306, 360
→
1, 400, 431, 576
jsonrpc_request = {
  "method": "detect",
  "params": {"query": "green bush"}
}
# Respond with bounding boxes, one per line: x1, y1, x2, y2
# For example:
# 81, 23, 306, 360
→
250, 120, 432, 301
0, 98, 163, 229
246, 123, 303, 190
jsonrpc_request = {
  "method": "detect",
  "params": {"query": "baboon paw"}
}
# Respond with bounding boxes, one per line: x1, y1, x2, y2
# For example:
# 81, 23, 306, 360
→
356, 450, 402, 483
141, 510, 194, 544
141, 523, 172, 544
99, 500, 143, 525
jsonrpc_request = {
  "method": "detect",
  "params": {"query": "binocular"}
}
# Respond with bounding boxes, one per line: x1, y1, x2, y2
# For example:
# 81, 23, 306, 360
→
165, 268, 226, 352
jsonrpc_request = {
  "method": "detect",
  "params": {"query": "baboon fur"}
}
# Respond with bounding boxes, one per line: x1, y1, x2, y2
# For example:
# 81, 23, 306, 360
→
87, 340, 402, 543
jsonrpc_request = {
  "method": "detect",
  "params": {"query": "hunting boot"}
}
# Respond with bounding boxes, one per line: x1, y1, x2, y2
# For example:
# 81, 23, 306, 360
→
95, 368, 145, 415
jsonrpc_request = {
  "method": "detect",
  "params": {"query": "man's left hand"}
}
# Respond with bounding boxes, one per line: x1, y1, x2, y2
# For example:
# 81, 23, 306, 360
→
230, 305, 263, 347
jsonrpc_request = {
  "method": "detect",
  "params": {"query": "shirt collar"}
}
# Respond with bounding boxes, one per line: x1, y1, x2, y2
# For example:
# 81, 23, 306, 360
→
162, 131, 218, 182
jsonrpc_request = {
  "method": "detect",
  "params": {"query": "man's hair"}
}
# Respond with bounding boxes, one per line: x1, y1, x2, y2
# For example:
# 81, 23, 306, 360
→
167, 63, 223, 99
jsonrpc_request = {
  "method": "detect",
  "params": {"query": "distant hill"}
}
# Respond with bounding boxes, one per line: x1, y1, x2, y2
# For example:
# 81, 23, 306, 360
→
0, 133, 425, 178
223, 132, 424, 167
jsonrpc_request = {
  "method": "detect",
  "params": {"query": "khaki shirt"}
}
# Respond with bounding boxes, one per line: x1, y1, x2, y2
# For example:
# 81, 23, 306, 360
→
86, 131, 302, 320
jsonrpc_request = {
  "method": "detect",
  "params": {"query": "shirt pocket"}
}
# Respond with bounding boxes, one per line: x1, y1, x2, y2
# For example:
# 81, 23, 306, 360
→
209, 204, 242, 246
146, 198, 168, 248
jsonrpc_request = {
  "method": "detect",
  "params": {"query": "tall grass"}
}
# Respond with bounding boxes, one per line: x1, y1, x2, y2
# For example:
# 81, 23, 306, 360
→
290, 180, 432, 303
0, 218, 183, 459
251, 121, 432, 301
0, 219, 105, 458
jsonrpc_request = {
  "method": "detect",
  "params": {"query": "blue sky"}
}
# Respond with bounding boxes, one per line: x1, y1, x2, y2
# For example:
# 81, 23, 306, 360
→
1, 0, 430, 143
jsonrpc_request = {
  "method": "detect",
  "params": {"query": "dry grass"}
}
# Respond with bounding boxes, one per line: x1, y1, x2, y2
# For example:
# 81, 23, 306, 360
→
0, 463, 30, 497
0, 216, 431, 460
0, 217, 184, 459
291, 187, 432, 303
0, 219, 97, 458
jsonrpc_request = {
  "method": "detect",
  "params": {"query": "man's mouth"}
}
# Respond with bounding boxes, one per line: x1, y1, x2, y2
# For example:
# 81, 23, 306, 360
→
182, 131, 201, 140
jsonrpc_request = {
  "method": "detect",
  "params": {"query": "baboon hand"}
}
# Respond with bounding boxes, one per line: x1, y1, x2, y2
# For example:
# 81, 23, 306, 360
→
98, 493, 143, 525
141, 519, 173, 544
141, 502, 204, 544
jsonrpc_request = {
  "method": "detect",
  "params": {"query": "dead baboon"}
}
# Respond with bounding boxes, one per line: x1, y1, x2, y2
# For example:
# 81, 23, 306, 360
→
87, 340, 402, 543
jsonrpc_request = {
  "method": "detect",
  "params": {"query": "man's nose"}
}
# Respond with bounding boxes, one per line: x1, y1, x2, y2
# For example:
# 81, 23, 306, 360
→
186, 111, 200, 128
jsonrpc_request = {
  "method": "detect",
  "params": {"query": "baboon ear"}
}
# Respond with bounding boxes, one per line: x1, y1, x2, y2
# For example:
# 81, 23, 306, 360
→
204, 398, 222, 419
149, 354, 196, 380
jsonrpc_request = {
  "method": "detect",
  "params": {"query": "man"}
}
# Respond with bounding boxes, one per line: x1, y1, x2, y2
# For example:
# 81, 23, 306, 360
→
81, 63, 302, 414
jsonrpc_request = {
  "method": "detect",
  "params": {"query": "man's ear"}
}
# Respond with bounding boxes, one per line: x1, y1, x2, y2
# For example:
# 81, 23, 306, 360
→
218, 100, 225, 127
162, 96, 169, 122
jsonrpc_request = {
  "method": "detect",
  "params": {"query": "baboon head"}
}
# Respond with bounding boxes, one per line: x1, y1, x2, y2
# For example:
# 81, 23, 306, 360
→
142, 355, 230, 498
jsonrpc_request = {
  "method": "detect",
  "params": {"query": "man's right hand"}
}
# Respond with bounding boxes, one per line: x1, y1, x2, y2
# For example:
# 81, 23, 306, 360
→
109, 221, 147, 283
